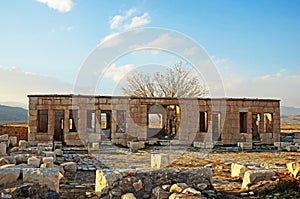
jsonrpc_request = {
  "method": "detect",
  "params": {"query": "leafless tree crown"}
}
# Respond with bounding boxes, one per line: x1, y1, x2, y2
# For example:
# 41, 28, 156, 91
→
122, 62, 208, 98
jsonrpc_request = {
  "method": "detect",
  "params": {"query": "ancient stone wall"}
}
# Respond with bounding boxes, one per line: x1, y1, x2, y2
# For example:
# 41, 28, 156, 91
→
0, 124, 28, 141
27, 95, 280, 146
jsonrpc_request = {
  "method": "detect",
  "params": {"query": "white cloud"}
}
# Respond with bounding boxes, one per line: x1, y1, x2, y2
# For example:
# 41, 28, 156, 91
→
0, 66, 73, 107
124, 13, 151, 30
109, 8, 151, 31
36, 0, 74, 13
219, 67, 300, 107
110, 15, 124, 30
101, 64, 135, 82
98, 33, 123, 48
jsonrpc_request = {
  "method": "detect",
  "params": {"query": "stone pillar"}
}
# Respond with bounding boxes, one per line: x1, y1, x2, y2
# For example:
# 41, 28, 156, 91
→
0, 142, 7, 155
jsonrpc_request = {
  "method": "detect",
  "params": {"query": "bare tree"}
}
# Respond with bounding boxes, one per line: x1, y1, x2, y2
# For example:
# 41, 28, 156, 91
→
122, 62, 208, 98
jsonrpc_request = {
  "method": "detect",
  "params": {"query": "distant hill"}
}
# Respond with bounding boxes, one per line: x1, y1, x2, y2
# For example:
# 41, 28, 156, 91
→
0, 105, 28, 123
281, 106, 300, 116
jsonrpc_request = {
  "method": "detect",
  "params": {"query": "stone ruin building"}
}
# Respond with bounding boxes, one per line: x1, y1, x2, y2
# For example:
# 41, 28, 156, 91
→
27, 95, 280, 148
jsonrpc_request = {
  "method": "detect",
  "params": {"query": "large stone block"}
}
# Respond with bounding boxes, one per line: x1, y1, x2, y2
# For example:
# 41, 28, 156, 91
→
43, 151, 56, 162
95, 169, 123, 195
286, 162, 300, 178
231, 163, 248, 178
0, 168, 20, 186
151, 153, 170, 169
23, 168, 60, 192
27, 157, 40, 167
0, 142, 7, 155
60, 162, 77, 172
242, 170, 275, 189
9, 136, 18, 147
19, 140, 27, 150
42, 157, 54, 167
0, 134, 8, 142
128, 141, 145, 149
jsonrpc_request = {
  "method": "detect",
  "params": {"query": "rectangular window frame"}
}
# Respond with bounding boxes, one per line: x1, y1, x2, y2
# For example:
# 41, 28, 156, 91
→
37, 110, 48, 133
117, 110, 126, 133
148, 113, 163, 129
199, 111, 208, 132
87, 110, 96, 132
264, 113, 273, 133
69, 110, 78, 133
239, 112, 247, 133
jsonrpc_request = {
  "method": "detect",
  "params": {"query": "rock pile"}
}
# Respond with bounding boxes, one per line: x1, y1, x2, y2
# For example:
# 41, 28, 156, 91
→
96, 168, 214, 198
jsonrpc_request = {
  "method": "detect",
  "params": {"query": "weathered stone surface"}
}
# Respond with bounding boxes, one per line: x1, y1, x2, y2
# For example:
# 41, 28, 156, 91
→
43, 151, 56, 162
15, 154, 29, 164
133, 179, 143, 192
121, 193, 136, 199
42, 157, 54, 167
286, 145, 298, 152
170, 183, 189, 194
182, 187, 201, 195
0, 156, 16, 165
0, 168, 20, 186
151, 186, 169, 198
23, 168, 60, 192
0, 134, 9, 142
231, 163, 248, 178
128, 141, 145, 149
61, 162, 77, 172
237, 142, 253, 150
9, 146, 19, 153
151, 154, 170, 169
0, 164, 16, 169
286, 162, 300, 178
9, 136, 18, 147
95, 168, 212, 197
193, 142, 214, 149
242, 170, 275, 189
27, 157, 40, 167
0, 142, 7, 155
19, 140, 27, 150
95, 169, 123, 195
54, 149, 63, 156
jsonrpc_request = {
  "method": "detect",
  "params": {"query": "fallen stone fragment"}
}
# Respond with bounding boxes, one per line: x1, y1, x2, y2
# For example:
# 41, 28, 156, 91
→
121, 193, 136, 199
61, 162, 77, 172
242, 170, 275, 189
133, 179, 143, 192
286, 161, 300, 178
182, 187, 201, 195
27, 157, 40, 167
0, 134, 8, 142
0, 142, 7, 155
9, 136, 18, 147
151, 186, 169, 198
231, 163, 248, 178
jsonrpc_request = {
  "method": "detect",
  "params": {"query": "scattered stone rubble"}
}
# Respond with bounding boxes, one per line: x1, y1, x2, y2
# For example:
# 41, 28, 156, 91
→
95, 168, 213, 198
1, 132, 300, 198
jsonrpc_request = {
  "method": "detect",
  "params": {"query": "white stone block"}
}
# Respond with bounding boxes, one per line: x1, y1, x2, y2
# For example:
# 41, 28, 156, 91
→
0, 142, 7, 155
27, 157, 40, 167
9, 136, 18, 147
19, 140, 27, 150
151, 153, 170, 169
0, 134, 8, 142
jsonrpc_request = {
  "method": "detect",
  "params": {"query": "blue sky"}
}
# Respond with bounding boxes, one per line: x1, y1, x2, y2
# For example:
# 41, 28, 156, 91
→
0, 0, 300, 107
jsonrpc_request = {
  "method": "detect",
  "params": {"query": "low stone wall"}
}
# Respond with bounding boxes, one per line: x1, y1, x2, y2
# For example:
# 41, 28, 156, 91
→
0, 124, 28, 141
96, 168, 213, 198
